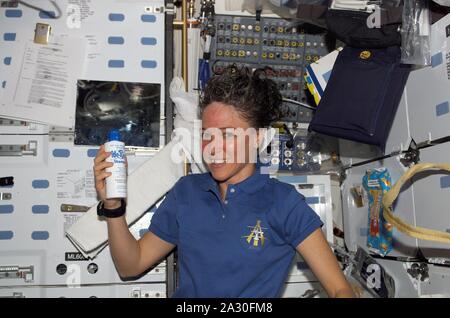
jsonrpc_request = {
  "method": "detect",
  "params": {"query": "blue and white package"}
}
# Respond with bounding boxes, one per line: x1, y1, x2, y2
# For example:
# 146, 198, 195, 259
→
362, 168, 393, 256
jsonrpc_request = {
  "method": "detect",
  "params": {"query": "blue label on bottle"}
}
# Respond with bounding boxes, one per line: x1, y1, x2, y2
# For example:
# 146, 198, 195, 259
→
110, 149, 125, 164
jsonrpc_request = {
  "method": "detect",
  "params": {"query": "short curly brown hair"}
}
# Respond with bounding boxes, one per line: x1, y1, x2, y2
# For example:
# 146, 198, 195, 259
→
199, 65, 282, 128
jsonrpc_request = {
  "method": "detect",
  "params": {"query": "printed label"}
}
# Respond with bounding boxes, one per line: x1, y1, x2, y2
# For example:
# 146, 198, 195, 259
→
65, 252, 88, 261
57, 169, 96, 199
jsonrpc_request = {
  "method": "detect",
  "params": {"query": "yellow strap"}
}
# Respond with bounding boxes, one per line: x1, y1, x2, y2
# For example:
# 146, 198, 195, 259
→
382, 163, 450, 244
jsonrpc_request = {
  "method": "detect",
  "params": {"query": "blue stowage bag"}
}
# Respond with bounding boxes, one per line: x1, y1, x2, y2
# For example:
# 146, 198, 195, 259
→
308, 46, 411, 150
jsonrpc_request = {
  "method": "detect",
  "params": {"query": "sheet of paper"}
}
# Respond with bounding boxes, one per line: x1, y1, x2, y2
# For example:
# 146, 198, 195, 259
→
3, 36, 85, 128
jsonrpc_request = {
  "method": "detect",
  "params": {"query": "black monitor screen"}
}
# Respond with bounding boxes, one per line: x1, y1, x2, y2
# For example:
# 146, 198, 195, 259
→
74, 80, 161, 147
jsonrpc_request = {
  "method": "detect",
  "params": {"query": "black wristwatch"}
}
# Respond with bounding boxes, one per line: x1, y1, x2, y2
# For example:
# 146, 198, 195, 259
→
97, 199, 126, 218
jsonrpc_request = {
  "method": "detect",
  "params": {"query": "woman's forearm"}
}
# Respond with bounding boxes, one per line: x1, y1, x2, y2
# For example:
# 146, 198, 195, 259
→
106, 216, 142, 278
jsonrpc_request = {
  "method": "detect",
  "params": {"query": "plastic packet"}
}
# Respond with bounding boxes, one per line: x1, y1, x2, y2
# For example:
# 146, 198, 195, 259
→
401, 0, 432, 65
362, 168, 393, 256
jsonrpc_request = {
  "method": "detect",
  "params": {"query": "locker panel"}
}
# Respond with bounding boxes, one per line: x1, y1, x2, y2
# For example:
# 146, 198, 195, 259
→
406, 15, 450, 144
277, 175, 333, 243
277, 175, 333, 283
342, 156, 419, 257
0, 137, 165, 286
411, 142, 450, 261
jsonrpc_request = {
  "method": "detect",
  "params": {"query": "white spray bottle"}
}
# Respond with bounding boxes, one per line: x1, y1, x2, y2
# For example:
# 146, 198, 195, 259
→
105, 130, 127, 199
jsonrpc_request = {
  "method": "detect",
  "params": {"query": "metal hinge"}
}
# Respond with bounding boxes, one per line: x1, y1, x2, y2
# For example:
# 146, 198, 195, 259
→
49, 126, 74, 142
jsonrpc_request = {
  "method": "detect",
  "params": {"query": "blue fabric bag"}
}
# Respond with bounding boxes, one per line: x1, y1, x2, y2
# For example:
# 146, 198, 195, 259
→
308, 46, 410, 150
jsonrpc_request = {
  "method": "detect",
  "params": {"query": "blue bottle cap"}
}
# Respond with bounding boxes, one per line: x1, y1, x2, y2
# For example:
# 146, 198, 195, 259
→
108, 130, 121, 141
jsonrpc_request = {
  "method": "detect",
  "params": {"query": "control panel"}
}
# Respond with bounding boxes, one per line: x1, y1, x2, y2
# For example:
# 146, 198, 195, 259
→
210, 15, 335, 123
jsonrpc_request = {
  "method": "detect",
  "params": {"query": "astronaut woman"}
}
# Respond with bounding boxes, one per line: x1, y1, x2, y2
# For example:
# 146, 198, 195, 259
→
93, 66, 355, 298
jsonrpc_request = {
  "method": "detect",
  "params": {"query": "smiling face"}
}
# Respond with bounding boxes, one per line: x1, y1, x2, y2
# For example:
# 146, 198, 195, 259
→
201, 102, 259, 185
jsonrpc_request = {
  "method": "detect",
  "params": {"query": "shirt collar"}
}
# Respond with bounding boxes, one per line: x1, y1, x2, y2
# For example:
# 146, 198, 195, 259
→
200, 167, 270, 194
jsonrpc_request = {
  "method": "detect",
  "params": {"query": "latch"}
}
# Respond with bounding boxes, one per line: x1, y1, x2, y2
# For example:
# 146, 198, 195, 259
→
0, 117, 38, 130
144, 4, 166, 14
0, 1, 18, 8
400, 139, 420, 167
0, 193, 12, 200
0, 265, 34, 283
0, 177, 14, 187
406, 263, 429, 282
301, 289, 320, 298
350, 185, 365, 208
150, 262, 166, 275
164, 2, 175, 15
0, 141, 37, 156
60, 204, 90, 213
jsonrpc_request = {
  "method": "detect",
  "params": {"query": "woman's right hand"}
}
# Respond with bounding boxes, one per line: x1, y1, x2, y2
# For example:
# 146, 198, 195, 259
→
93, 144, 121, 209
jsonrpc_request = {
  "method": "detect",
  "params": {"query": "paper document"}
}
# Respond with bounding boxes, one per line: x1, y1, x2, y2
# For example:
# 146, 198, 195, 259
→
1, 36, 85, 128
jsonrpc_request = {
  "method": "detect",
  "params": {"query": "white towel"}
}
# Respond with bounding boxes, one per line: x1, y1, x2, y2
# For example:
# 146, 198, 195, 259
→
170, 77, 206, 174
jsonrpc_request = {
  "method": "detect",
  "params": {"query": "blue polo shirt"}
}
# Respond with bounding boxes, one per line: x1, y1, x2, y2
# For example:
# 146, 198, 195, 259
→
148, 169, 323, 298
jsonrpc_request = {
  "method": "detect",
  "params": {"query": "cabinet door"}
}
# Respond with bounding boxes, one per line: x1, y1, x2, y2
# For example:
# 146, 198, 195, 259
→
412, 142, 450, 261
342, 156, 419, 258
